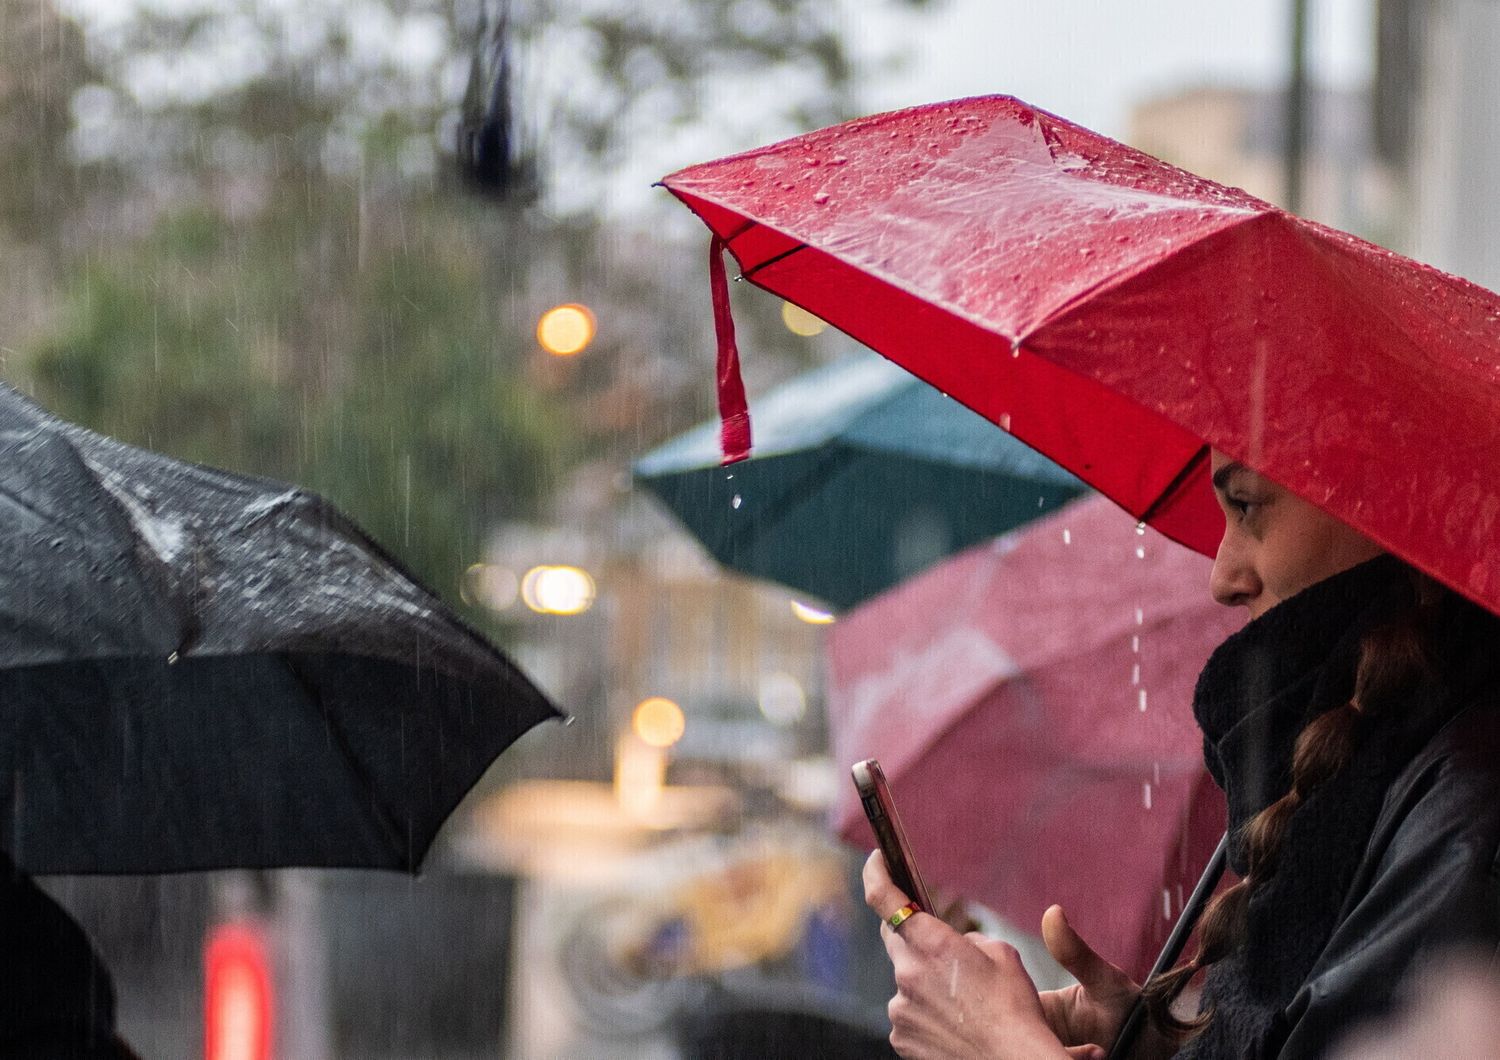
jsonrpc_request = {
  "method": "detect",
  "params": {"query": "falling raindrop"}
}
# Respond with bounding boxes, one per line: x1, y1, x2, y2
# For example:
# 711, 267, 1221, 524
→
1138, 689, 1148, 711
1131, 635, 1140, 653
1136, 545, 1146, 559
1131, 663, 1140, 685
1062, 528, 1071, 545
1143, 783, 1153, 809
1134, 607, 1144, 624
1162, 889, 1172, 920
731, 494, 742, 510
999, 412, 1012, 431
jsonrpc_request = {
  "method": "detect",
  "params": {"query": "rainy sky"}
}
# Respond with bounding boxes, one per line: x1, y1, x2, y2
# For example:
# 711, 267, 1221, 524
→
616, 0, 1376, 216
60, 0, 1376, 217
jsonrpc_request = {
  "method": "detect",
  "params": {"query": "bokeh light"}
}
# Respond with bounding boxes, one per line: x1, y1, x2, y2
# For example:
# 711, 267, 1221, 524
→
780, 300, 827, 336
520, 565, 596, 615
789, 599, 835, 624
757, 672, 807, 726
536, 303, 596, 356
632, 696, 686, 748
460, 563, 519, 611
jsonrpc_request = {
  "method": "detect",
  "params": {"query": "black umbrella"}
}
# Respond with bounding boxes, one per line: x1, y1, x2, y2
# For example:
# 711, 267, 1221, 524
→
0, 384, 560, 874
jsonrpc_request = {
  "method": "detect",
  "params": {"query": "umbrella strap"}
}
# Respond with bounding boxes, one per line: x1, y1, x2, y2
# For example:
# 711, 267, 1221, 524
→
709, 235, 752, 464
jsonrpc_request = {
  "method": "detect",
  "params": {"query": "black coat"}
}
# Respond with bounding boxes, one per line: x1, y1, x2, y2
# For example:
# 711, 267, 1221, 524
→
0, 854, 129, 1059
1274, 699, 1500, 1057
1181, 556, 1500, 1059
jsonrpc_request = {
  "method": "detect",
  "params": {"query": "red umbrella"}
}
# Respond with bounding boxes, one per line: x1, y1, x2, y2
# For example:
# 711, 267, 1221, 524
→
660, 95, 1500, 615
828, 494, 1240, 980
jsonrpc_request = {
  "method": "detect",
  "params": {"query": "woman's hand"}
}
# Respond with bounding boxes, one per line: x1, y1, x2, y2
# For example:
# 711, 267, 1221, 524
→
864, 851, 1091, 1060
1036, 906, 1140, 1051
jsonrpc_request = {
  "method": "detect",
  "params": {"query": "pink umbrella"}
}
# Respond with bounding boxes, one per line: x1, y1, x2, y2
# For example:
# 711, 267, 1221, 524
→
828, 494, 1241, 981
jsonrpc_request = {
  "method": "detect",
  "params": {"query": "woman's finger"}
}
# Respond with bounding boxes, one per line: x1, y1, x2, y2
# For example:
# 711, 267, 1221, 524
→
1041, 904, 1129, 995
1064, 1045, 1107, 1060
862, 849, 913, 920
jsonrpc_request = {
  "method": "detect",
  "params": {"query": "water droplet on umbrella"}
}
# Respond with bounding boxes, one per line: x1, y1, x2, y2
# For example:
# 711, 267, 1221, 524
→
1136, 522, 1146, 535
1062, 528, 1071, 545
812, 192, 829, 205
1136, 546, 1146, 559
999, 413, 1011, 430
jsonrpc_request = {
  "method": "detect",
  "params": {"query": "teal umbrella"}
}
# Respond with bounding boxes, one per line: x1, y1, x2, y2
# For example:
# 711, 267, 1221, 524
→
634, 355, 1085, 609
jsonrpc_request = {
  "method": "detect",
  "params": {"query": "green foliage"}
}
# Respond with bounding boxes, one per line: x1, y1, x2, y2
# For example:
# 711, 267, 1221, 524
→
0, 0, 93, 243
27, 192, 564, 611
11, 0, 942, 633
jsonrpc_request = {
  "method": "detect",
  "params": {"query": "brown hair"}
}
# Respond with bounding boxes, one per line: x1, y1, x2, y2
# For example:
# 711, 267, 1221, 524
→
1141, 570, 1442, 1039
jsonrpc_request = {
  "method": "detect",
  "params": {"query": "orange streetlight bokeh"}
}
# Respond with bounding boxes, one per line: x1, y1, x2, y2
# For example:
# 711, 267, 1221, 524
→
536, 303, 596, 356
632, 696, 686, 748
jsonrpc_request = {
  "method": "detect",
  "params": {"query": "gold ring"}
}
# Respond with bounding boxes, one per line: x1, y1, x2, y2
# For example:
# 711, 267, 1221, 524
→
887, 903, 919, 930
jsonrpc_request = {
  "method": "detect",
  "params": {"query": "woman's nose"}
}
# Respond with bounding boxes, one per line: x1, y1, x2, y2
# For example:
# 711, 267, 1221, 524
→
1210, 533, 1261, 608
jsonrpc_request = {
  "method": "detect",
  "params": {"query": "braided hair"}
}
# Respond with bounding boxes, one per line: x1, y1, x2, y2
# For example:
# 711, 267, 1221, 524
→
1141, 568, 1446, 1039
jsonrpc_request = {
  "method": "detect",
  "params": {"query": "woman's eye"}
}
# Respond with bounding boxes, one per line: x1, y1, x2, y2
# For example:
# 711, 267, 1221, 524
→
1228, 496, 1259, 518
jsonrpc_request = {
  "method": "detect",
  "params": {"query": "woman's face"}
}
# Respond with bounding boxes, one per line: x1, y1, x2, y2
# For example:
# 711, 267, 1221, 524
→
1209, 452, 1384, 620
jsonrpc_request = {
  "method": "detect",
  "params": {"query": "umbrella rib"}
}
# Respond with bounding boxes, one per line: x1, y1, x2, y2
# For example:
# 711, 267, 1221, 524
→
280, 655, 413, 866
1137, 444, 1210, 525
742, 243, 809, 281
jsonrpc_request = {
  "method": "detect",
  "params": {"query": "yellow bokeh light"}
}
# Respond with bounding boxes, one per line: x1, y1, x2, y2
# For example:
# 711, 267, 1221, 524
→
461, 563, 519, 611
536, 303, 596, 356
520, 565, 596, 615
789, 600, 835, 625
632, 696, 686, 748
781, 301, 827, 337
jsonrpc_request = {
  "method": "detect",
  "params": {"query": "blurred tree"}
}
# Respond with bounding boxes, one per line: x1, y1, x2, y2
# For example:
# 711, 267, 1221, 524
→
0, 0, 92, 245
12, 0, 938, 630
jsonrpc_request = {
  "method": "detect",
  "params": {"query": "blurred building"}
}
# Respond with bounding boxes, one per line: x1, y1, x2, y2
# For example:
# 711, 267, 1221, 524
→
1375, 0, 1500, 290
1128, 83, 1397, 238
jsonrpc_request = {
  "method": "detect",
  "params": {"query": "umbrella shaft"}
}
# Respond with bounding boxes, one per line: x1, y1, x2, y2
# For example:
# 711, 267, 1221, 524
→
1106, 831, 1229, 1060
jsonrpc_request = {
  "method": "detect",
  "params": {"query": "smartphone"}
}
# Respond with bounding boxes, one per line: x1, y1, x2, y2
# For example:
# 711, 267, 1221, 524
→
852, 758, 933, 914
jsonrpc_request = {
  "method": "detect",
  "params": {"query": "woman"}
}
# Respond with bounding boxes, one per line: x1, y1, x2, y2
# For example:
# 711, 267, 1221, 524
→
864, 452, 1500, 1059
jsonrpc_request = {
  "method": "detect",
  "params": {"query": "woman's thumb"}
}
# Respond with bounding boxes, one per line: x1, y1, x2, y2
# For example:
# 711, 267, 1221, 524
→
1042, 905, 1115, 989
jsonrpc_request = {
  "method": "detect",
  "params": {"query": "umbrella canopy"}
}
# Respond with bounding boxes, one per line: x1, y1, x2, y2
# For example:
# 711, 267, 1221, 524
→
0, 384, 559, 874
828, 495, 1240, 980
661, 95, 1500, 616
635, 354, 1083, 608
